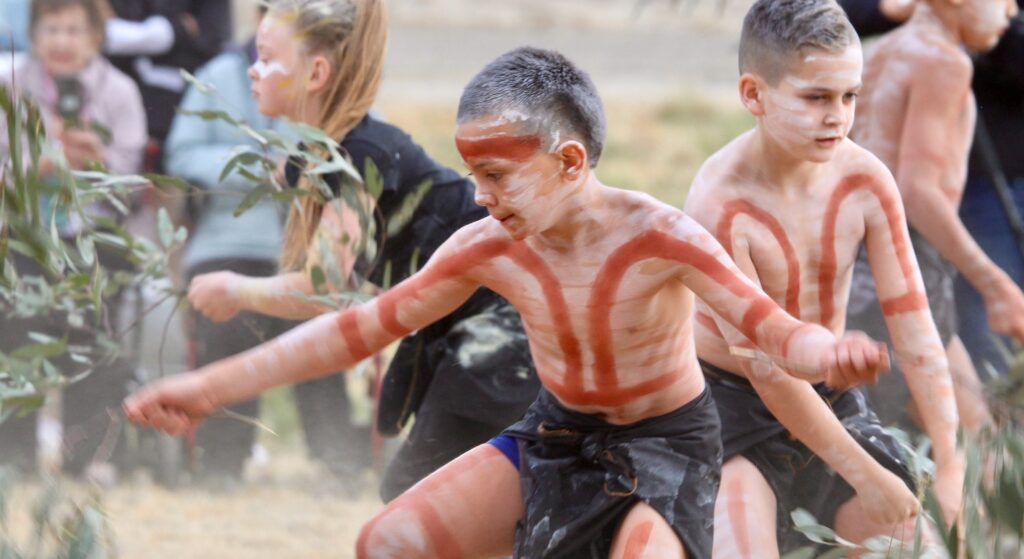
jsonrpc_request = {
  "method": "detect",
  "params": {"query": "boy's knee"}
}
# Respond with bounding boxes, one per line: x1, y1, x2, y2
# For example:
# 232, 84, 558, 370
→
356, 505, 432, 559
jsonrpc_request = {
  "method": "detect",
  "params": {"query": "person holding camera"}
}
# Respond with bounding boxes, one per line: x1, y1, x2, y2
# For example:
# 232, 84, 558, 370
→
0, 0, 146, 480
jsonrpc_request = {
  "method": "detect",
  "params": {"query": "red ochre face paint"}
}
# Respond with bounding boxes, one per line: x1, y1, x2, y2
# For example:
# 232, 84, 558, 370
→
455, 135, 543, 162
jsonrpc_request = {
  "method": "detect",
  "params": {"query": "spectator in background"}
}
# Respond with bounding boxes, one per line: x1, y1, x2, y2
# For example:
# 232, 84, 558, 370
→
102, 0, 231, 170
840, 0, 1024, 376
0, 0, 30, 51
162, 5, 369, 489
0, 0, 146, 481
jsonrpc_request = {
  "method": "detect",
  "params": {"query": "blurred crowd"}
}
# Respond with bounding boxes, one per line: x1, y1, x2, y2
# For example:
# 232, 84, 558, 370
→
0, 0, 372, 492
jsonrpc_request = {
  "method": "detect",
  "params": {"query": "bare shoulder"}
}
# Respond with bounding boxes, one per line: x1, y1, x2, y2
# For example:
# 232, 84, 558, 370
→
894, 28, 972, 85
427, 215, 503, 260
600, 186, 692, 234
838, 141, 896, 184
683, 131, 754, 223
833, 141, 902, 209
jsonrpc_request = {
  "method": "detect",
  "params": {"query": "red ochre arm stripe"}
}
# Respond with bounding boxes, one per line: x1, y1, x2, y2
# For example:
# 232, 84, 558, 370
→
880, 291, 929, 315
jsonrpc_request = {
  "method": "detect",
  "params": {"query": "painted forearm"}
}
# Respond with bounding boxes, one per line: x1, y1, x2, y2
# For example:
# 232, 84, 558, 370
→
887, 312, 959, 463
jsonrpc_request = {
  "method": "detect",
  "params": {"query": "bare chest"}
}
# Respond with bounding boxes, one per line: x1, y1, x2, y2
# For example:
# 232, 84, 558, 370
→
716, 178, 878, 324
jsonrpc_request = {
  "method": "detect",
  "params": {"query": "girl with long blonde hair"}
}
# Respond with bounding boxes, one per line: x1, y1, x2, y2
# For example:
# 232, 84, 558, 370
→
186, 0, 538, 501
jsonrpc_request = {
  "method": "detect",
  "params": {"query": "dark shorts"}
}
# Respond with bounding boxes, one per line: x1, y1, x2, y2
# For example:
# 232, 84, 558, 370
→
702, 361, 916, 552
500, 387, 723, 559
846, 230, 957, 428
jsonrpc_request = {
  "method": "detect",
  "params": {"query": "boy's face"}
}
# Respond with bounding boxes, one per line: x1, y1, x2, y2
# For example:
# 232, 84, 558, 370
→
32, 6, 100, 76
954, 0, 1017, 52
456, 116, 573, 241
756, 45, 863, 164
249, 15, 303, 118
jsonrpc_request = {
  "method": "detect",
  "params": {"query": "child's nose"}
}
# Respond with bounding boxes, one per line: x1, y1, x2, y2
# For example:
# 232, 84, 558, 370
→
474, 192, 498, 207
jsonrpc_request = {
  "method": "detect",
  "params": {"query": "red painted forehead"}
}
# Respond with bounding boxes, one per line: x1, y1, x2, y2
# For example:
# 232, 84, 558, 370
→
455, 135, 543, 163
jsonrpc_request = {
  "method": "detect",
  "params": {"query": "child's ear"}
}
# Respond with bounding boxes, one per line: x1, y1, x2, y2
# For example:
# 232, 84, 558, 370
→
558, 141, 588, 179
306, 55, 333, 94
738, 73, 765, 117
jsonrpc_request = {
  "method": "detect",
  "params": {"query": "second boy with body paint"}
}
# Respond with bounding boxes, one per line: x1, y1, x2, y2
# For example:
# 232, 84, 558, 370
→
685, 0, 961, 554
124, 46, 890, 558
846, 0, 1019, 435
684, 0, 962, 552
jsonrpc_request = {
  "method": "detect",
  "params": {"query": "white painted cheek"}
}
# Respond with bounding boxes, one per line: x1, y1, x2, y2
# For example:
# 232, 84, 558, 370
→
502, 172, 538, 209
251, 60, 291, 80
765, 94, 817, 147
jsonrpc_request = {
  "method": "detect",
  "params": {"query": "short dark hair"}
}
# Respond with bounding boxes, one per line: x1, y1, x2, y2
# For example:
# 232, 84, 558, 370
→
739, 0, 858, 84
30, 0, 106, 41
458, 47, 607, 167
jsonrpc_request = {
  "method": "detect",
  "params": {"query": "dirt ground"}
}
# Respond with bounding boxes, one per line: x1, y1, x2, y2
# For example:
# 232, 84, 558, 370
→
6, 2, 755, 557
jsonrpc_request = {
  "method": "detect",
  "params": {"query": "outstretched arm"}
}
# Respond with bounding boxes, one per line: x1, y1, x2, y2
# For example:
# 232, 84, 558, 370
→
669, 214, 887, 387
124, 232, 482, 435
898, 64, 1024, 343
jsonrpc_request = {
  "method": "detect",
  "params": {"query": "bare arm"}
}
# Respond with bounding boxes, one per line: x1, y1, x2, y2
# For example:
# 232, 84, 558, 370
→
897, 64, 1024, 342
125, 231, 483, 434
862, 176, 964, 523
862, 174, 959, 463
714, 241, 904, 497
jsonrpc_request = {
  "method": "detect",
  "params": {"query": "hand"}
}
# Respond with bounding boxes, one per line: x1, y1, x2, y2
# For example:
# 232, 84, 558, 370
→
123, 372, 217, 436
189, 271, 246, 322
61, 127, 106, 170
855, 468, 921, 526
982, 271, 1024, 344
823, 331, 890, 390
933, 457, 965, 529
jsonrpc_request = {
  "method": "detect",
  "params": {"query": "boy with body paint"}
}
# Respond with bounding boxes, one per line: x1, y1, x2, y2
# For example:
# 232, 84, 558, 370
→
685, 1, 962, 554
125, 46, 890, 559
846, 0, 1020, 433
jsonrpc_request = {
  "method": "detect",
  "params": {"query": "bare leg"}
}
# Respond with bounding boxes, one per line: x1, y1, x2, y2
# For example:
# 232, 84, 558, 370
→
946, 335, 992, 433
712, 457, 779, 559
609, 502, 686, 559
357, 444, 522, 559
833, 496, 931, 558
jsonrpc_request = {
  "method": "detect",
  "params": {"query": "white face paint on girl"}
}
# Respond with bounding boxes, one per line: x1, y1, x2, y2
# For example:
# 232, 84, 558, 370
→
251, 59, 291, 80
759, 45, 863, 163
248, 15, 304, 119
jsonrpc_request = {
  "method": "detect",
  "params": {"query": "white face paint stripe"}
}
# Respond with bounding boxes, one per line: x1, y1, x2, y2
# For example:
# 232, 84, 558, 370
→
252, 60, 291, 79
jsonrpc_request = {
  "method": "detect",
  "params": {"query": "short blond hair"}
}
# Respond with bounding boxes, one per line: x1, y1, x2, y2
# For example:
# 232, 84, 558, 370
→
739, 0, 858, 84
